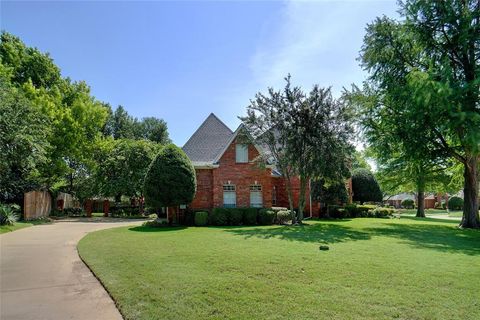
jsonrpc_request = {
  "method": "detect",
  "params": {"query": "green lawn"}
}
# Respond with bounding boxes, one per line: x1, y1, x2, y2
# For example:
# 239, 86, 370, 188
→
400, 209, 464, 218
0, 219, 51, 234
78, 218, 480, 320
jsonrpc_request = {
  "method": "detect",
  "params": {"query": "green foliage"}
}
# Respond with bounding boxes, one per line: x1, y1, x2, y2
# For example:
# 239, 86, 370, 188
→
312, 180, 348, 206
448, 197, 464, 211
242, 208, 258, 225
275, 210, 291, 224
401, 199, 415, 209
95, 139, 162, 198
194, 211, 208, 226
229, 208, 243, 225
144, 144, 196, 208
352, 1, 480, 227
351, 169, 383, 204
370, 207, 394, 218
0, 204, 19, 225
258, 209, 275, 225
0, 75, 49, 202
211, 208, 228, 226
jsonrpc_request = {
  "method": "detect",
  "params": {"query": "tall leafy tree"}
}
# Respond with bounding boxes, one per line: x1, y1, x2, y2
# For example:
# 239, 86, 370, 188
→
0, 74, 50, 202
95, 139, 162, 201
136, 117, 171, 144
287, 85, 353, 222
357, 1, 480, 228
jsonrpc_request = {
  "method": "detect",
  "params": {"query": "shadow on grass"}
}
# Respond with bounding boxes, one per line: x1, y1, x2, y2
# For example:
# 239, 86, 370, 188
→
225, 222, 371, 245
128, 226, 187, 232
365, 222, 480, 256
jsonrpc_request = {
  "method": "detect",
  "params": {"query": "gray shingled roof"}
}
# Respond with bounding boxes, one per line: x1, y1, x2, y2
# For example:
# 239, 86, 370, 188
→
182, 113, 233, 164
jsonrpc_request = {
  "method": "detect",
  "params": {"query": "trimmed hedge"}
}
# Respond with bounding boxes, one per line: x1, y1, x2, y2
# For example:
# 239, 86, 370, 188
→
448, 196, 463, 210
327, 204, 394, 219
210, 208, 228, 226
401, 199, 415, 209
276, 210, 291, 224
194, 211, 208, 226
229, 208, 243, 225
243, 208, 258, 225
258, 209, 275, 225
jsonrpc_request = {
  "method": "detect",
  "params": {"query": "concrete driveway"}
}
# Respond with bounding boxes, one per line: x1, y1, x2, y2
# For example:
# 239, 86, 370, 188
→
1, 219, 143, 320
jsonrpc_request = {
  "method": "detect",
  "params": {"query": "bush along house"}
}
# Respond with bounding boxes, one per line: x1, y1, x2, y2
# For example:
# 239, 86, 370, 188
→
181, 113, 328, 218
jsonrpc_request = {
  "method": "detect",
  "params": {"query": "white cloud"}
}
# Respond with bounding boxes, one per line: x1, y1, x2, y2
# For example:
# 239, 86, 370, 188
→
249, 0, 398, 95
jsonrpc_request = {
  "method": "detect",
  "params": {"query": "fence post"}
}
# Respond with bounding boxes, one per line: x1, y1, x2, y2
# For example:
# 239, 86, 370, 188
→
85, 199, 93, 217
103, 200, 110, 217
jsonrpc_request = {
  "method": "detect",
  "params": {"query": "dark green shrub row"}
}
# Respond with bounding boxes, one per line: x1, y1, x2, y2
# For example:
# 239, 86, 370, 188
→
186, 207, 292, 226
448, 196, 463, 210
401, 199, 415, 209
110, 206, 141, 217
327, 204, 395, 219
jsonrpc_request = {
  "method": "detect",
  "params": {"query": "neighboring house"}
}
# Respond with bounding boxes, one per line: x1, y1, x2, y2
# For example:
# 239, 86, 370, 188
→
182, 113, 323, 217
384, 193, 415, 208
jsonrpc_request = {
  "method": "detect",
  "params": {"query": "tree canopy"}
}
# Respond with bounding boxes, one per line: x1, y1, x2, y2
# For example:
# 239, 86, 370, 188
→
353, 0, 480, 228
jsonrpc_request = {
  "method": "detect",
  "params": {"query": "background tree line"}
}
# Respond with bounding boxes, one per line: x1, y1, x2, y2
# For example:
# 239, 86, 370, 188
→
0, 32, 171, 206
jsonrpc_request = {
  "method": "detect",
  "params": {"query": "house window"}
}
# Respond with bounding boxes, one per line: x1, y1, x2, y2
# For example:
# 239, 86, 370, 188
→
223, 185, 236, 208
250, 185, 263, 208
272, 186, 277, 206
236, 144, 248, 163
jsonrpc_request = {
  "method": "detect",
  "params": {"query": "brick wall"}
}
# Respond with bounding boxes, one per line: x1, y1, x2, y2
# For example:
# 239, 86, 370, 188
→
190, 169, 213, 210
212, 139, 273, 208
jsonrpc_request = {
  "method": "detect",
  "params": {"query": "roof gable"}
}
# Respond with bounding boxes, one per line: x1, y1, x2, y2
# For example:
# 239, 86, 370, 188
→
182, 113, 233, 164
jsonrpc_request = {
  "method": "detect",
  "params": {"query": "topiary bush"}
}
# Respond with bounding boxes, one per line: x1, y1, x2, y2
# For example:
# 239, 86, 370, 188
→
183, 209, 195, 226
276, 210, 291, 224
351, 168, 383, 204
242, 208, 258, 225
448, 196, 463, 210
401, 199, 415, 209
258, 209, 275, 225
210, 208, 228, 226
144, 144, 196, 210
194, 211, 209, 226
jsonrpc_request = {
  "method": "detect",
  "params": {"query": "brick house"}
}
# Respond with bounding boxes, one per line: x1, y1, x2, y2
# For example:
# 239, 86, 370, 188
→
182, 113, 322, 217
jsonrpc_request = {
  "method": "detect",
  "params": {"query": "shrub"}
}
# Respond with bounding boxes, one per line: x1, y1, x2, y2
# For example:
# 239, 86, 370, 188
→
370, 207, 394, 218
210, 208, 228, 226
0, 204, 19, 225
328, 205, 348, 219
258, 209, 275, 225
144, 219, 168, 227
401, 199, 415, 209
194, 211, 208, 226
64, 207, 84, 216
144, 144, 196, 209
351, 168, 383, 203
448, 196, 463, 210
229, 208, 243, 225
276, 210, 291, 224
183, 209, 195, 226
243, 208, 258, 225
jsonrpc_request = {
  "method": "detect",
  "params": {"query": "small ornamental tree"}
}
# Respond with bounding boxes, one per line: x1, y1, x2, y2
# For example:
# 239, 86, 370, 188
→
144, 144, 196, 218
352, 168, 383, 204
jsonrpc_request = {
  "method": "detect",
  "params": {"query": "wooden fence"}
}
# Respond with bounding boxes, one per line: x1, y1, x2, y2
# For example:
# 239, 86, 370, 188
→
24, 190, 51, 220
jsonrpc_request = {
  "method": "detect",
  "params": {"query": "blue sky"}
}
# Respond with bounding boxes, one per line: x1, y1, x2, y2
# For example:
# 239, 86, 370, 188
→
1, 0, 398, 145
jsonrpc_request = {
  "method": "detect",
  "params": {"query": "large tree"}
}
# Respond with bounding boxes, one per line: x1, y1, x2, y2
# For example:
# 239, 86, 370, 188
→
357, 1, 480, 228
241, 77, 353, 223
286, 85, 353, 222
0, 73, 50, 203
95, 139, 162, 201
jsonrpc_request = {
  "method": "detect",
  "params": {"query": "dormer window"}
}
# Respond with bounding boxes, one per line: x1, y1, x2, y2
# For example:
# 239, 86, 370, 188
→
235, 144, 248, 163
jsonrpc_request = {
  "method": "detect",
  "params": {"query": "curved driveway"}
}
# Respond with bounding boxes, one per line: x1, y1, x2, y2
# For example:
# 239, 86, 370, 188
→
1, 219, 143, 320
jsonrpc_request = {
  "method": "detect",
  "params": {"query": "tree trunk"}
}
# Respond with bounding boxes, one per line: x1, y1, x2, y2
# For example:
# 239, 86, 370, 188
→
284, 170, 296, 224
416, 178, 425, 218
460, 155, 479, 228
416, 190, 425, 217
297, 176, 307, 223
